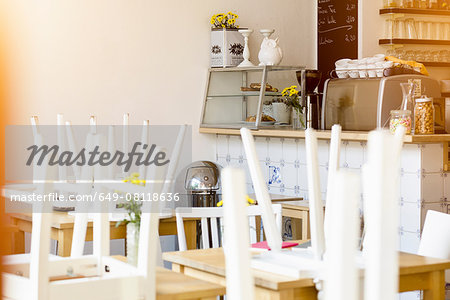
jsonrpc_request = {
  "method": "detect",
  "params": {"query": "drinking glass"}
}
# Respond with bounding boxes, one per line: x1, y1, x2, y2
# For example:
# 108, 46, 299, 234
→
394, 19, 407, 39
434, 22, 443, 40
431, 50, 440, 62
406, 18, 418, 39
425, 22, 433, 40
444, 23, 450, 40
385, 19, 394, 39
416, 21, 426, 39
405, 50, 416, 61
415, 50, 425, 62
428, 0, 438, 9
423, 50, 433, 62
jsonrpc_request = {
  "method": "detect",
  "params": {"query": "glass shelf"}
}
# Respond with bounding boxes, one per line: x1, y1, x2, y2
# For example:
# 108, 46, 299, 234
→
207, 91, 282, 98
379, 39, 450, 45
200, 65, 305, 129
418, 61, 450, 67
380, 8, 450, 16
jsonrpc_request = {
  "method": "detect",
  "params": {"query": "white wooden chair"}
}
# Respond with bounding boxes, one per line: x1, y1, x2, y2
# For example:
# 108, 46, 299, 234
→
222, 167, 255, 300
2, 129, 167, 300
362, 128, 405, 300
240, 128, 283, 252
175, 204, 282, 251
418, 210, 450, 284
323, 124, 341, 251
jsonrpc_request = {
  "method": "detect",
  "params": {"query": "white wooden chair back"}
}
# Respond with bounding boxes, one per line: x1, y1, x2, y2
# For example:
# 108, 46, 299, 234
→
240, 128, 283, 252
222, 167, 255, 300
137, 120, 150, 179
418, 210, 450, 283
323, 124, 341, 250
304, 129, 325, 261
2, 146, 168, 300
122, 113, 129, 176
362, 129, 404, 300
175, 204, 282, 251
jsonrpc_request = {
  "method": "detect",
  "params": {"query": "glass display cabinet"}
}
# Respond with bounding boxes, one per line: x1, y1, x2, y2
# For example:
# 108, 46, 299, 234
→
200, 65, 304, 129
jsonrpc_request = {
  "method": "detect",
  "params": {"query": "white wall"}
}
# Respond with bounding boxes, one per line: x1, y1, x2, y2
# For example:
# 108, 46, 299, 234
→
2, 0, 316, 162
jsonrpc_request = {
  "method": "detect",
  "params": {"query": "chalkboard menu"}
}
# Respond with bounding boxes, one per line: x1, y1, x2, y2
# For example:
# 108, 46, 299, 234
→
317, 0, 358, 91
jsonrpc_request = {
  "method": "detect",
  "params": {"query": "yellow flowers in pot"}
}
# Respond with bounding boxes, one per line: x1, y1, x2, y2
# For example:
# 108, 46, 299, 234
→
210, 12, 239, 29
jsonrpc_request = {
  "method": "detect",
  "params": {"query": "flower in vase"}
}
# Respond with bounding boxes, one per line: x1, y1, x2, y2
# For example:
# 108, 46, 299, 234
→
282, 85, 305, 128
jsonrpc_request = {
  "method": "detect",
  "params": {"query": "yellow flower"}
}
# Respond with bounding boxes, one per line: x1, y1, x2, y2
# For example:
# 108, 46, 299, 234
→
217, 16, 223, 22
227, 19, 235, 24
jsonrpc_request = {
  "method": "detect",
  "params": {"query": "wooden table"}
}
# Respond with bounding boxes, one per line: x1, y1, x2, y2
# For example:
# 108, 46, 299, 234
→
8, 212, 198, 256
163, 248, 450, 300
278, 200, 311, 241
250, 194, 311, 241
112, 256, 225, 300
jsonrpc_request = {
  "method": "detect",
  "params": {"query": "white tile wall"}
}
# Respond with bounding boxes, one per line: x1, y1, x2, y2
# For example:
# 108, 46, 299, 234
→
401, 173, 421, 203
400, 201, 421, 233
399, 230, 421, 254
216, 135, 449, 255
421, 173, 445, 203
401, 144, 422, 174
421, 143, 444, 173
283, 138, 298, 164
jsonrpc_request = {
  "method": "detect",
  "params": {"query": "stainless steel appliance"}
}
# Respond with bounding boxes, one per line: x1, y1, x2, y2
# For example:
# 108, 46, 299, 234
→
296, 70, 322, 129
321, 75, 442, 131
184, 161, 222, 248
184, 161, 221, 207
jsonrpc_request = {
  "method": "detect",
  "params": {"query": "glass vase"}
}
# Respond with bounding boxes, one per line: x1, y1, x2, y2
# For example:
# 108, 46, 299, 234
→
291, 108, 305, 130
126, 222, 140, 266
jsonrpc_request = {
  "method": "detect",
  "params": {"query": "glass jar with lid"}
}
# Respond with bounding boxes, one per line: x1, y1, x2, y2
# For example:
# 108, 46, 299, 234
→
384, 0, 399, 7
390, 110, 412, 134
414, 97, 434, 134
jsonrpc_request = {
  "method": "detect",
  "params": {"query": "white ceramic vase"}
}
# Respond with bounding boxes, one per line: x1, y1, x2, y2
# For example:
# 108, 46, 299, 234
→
272, 103, 291, 124
126, 222, 140, 266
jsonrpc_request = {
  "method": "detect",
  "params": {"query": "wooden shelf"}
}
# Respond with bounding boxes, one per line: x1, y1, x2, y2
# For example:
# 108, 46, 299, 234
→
380, 7, 450, 16
442, 92, 450, 97
379, 39, 450, 46
418, 61, 450, 67
199, 127, 450, 143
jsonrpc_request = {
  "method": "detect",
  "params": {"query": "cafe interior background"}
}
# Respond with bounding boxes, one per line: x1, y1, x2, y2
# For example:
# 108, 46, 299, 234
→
1, 0, 450, 299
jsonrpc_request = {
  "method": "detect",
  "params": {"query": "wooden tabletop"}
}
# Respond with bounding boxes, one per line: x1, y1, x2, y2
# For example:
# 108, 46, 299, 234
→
163, 247, 450, 291
112, 256, 225, 299
164, 248, 315, 291
8, 212, 177, 230
248, 194, 303, 203
199, 127, 450, 143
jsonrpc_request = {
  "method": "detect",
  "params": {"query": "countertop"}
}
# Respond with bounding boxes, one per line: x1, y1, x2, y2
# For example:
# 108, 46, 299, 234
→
199, 127, 450, 143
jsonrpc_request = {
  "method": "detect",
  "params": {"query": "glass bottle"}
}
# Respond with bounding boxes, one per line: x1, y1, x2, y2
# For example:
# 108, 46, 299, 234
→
414, 97, 434, 134
390, 110, 412, 134
429, 0, 439, 8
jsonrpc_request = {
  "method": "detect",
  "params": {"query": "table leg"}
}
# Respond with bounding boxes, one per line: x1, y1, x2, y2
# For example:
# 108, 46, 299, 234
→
302, 211, 310, 240
291, 218, 302, 240
12, 229, 25, 254
57, 228, 73, 257
184, 220, 197, 250
172, 263, 185, 274
11, 218, 25, 254
423, 270, 445, 300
